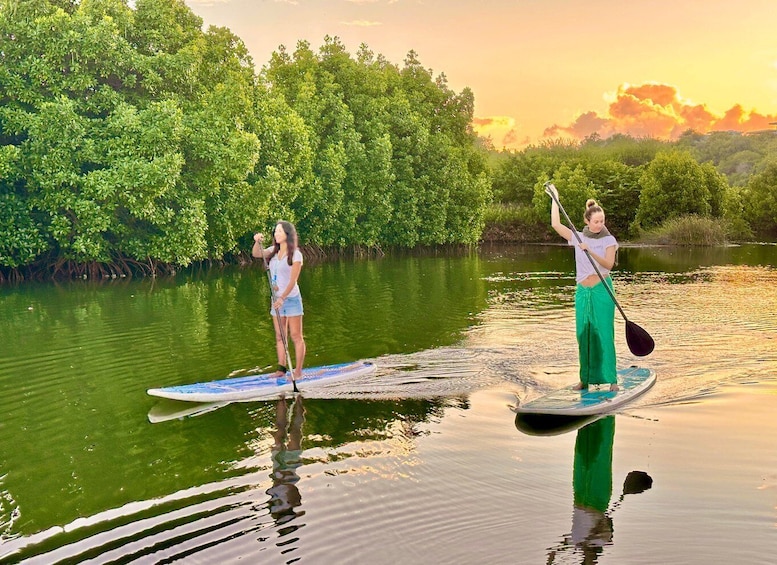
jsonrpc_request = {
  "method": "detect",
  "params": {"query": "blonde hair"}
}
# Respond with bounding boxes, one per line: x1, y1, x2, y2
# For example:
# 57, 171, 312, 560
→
584, 199, 603, 222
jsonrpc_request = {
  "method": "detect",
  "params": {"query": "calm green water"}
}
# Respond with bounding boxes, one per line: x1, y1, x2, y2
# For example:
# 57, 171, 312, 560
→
1, 244, 776, 564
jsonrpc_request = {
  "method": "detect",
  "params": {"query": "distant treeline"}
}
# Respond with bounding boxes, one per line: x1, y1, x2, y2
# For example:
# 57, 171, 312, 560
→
486, 129, 777, 243
0, 0, 490, 280
2, 1, 776, 283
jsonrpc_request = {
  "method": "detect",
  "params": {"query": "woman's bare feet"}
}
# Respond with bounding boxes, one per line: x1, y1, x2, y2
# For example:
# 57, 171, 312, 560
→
572, 382, 586, 390
609, 383, 619, 391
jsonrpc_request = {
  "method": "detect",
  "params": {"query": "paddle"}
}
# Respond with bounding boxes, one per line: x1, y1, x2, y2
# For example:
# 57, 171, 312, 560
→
544, 182, 655, 357
257, 235, 299, 393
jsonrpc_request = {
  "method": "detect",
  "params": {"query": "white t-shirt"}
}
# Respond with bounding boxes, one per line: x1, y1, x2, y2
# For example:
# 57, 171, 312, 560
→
568, 232, 618, 284
269, 249, 303, 298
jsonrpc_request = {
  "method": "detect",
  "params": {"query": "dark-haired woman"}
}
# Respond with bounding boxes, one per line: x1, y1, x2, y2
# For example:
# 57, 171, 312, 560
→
253, 221, 306, 379
547, 185, 619, 391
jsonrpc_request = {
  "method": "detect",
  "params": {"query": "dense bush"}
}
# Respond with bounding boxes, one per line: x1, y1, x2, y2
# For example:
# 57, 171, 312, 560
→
0, 0, 490, 279
487, 132, 776, 243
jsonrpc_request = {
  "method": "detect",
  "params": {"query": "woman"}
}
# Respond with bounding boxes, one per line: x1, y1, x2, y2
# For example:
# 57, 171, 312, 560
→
253, 221, 306, 379
547, 184, 619, 391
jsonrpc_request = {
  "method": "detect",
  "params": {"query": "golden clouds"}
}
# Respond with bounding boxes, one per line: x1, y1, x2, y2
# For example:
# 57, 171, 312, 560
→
547, 83, 777, 143
472, 116, 531, 149
480, 83, 777, 150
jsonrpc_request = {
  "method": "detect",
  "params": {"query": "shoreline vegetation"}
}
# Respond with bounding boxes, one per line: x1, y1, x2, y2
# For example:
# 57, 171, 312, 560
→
0, 220, 758, 285
1, 1, 775, 285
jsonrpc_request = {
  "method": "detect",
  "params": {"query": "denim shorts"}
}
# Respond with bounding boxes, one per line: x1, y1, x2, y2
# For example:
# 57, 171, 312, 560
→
270, 294, 304, 317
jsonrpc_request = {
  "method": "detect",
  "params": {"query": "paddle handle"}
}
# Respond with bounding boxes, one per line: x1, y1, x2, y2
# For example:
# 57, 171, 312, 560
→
544, 184, 629, 322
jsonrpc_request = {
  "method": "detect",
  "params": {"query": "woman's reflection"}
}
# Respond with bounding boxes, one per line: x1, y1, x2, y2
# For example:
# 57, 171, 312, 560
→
547, 416, 653, 564
266, 395, 306, 529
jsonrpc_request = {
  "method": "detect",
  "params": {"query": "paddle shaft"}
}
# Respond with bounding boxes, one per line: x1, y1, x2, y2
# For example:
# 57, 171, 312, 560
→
545, 186, 629, 322
258, 238, 297, 391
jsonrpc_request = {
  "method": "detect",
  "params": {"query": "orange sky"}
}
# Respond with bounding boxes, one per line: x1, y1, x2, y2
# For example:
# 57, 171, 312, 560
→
181, 0, 777, 149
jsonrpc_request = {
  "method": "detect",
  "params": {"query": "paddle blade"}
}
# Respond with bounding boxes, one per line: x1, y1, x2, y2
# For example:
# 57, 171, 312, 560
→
623, 470, 653, 496
625, 320, 655, 356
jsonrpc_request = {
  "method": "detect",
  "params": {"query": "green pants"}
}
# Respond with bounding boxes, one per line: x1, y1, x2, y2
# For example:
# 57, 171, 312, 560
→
575, 277, 617, 386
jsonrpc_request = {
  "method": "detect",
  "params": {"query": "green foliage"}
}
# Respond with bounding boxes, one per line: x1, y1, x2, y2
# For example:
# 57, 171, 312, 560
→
635, 150, 716, 230
486, 127, 777, 240
676, 129, 777, 187
531, 163, 598, 230
492, 135, 662, 239
579, 133, 664, 167
639, 215, 727, 246
742, 160, 777, 237
481, 202, 545, 241
582, 159, 642, 237
264, 38, 489, 249
0, 0, 265, 270
0, 1, 490, 275
720, 184, 753, 241
491, 151, 553, 203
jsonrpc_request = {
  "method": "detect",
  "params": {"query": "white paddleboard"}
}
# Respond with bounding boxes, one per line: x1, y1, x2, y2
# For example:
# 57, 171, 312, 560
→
514, 366, 656, 416
147, 361, 376, 402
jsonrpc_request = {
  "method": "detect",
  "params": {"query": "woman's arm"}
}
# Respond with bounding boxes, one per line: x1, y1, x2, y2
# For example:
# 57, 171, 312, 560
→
547, 185, 573, 241
583, 244, 617, 270
251, 234, 272, 260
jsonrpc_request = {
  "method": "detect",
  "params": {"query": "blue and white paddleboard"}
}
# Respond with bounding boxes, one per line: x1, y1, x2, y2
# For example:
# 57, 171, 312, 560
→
514, 366, 656, 416
147, 361, 376, 402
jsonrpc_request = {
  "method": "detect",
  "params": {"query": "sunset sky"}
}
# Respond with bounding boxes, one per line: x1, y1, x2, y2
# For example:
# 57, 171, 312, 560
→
181, 0, 777, 149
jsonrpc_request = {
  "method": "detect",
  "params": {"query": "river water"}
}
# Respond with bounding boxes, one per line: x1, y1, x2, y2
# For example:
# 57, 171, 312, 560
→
0, 243, 775, 564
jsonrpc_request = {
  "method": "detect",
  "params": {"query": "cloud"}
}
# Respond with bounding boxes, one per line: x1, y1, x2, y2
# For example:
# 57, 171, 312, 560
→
542, 82, 777, 144
472, 116, 530, 149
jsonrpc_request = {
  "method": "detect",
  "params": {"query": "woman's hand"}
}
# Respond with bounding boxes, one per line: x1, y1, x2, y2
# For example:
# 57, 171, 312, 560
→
254, 232, 264, 243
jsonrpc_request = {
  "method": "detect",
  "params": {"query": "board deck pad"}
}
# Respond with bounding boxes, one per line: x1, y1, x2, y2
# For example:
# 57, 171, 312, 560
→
147, 361, 376, 402
514, 366, 656, 416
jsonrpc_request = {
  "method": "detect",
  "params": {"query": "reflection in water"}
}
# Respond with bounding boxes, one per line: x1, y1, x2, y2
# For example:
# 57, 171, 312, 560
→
0, 245, 775, 562
265, 395, 306, 541
547, 416, 653, 564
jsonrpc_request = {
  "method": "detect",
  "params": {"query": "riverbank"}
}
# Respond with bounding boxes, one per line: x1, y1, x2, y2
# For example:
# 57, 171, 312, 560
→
2, 220, 772, 286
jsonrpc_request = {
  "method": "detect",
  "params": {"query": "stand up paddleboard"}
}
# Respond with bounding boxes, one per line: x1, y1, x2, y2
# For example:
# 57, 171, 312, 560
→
514, 366, 656, 417
147, 361, 376, 402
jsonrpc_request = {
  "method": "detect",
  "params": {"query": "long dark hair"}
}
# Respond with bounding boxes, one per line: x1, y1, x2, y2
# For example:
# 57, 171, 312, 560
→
269, 220, 299, 266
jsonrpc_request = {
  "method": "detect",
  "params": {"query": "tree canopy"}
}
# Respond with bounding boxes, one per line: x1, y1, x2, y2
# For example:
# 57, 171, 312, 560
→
489, 130, 776, 241
0, 0, 491, 278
